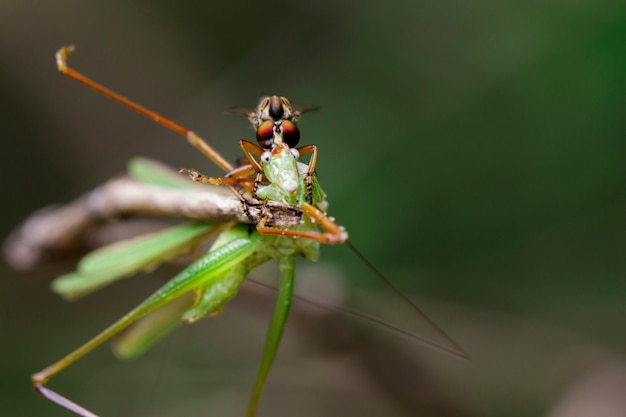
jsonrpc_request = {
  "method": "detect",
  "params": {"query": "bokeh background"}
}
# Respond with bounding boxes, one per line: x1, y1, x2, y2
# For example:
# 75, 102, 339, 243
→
2, 1, 626, 416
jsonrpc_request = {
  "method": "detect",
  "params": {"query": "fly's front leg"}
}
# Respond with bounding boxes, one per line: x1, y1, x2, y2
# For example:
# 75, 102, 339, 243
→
180, 167, 258, 225
239, 140, 267, 199
181, 164, 259, 212
56, 46, 235, 175
179, 168, 255, 187
295, 144, 318, 204
250, 199, 275, 230
255, 202, 348, 244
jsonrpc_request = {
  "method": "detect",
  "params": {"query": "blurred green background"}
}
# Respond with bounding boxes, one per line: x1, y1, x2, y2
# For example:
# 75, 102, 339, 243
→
1, 1, 626, 416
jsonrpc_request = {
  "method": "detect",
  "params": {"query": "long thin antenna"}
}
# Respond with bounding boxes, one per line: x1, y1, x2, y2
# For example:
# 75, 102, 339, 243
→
246, 247, 469, 360
346, 241, 470, 359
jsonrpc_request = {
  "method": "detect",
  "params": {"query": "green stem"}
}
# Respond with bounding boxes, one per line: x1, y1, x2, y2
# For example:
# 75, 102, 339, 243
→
246, 255, 296, 417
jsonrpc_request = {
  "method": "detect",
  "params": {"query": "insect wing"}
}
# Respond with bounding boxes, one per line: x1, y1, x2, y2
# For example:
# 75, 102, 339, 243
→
223, 105, 256, 117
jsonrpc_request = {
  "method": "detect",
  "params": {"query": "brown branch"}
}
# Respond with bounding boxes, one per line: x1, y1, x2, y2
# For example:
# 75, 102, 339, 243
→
4, 176, 302, 271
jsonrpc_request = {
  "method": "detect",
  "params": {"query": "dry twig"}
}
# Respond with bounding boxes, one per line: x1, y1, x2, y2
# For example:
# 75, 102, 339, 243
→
4, 175, 302, 270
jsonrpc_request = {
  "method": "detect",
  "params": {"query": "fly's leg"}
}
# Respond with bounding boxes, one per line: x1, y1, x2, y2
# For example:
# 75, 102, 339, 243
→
295, 144, 318, 204
255, 202, 348, 245
56, 46, 254, 193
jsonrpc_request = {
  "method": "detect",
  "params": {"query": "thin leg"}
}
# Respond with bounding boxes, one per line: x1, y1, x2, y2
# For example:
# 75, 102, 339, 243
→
180, 168, 255, 186
35, 386, 98, 417
239, 140, 268, 196
179, 167, 259, 224
56, 46, 234, 174
255, 202, 348, 244
295, 144, 318, 204
225, 163, 258, 179
179, 163, 263, 208
239, 140, 265, 173
32, 232, 259, 416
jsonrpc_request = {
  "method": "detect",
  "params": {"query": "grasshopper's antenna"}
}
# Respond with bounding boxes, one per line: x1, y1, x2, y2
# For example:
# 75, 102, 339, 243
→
347, 241, 470, 359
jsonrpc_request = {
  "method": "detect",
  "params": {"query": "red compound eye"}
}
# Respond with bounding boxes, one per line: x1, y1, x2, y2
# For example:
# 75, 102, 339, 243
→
256, 120, 274, 148
282, 120, 300, 148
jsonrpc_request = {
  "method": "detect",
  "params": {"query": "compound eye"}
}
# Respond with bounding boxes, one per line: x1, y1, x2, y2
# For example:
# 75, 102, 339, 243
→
256, 120, 274, 148
282, 120, 300, 148
260, 151, 271, 164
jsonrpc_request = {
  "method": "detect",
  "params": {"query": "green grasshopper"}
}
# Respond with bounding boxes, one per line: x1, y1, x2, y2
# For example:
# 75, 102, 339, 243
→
31, 46, 466, 417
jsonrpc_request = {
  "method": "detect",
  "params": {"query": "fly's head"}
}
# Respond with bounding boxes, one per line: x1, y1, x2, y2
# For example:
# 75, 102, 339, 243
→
250, 96, 301, 150
247, 96, 318, 149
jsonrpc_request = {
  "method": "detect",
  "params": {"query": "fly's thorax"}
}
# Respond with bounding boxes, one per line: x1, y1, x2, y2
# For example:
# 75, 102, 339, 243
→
251, 96, 296, 124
